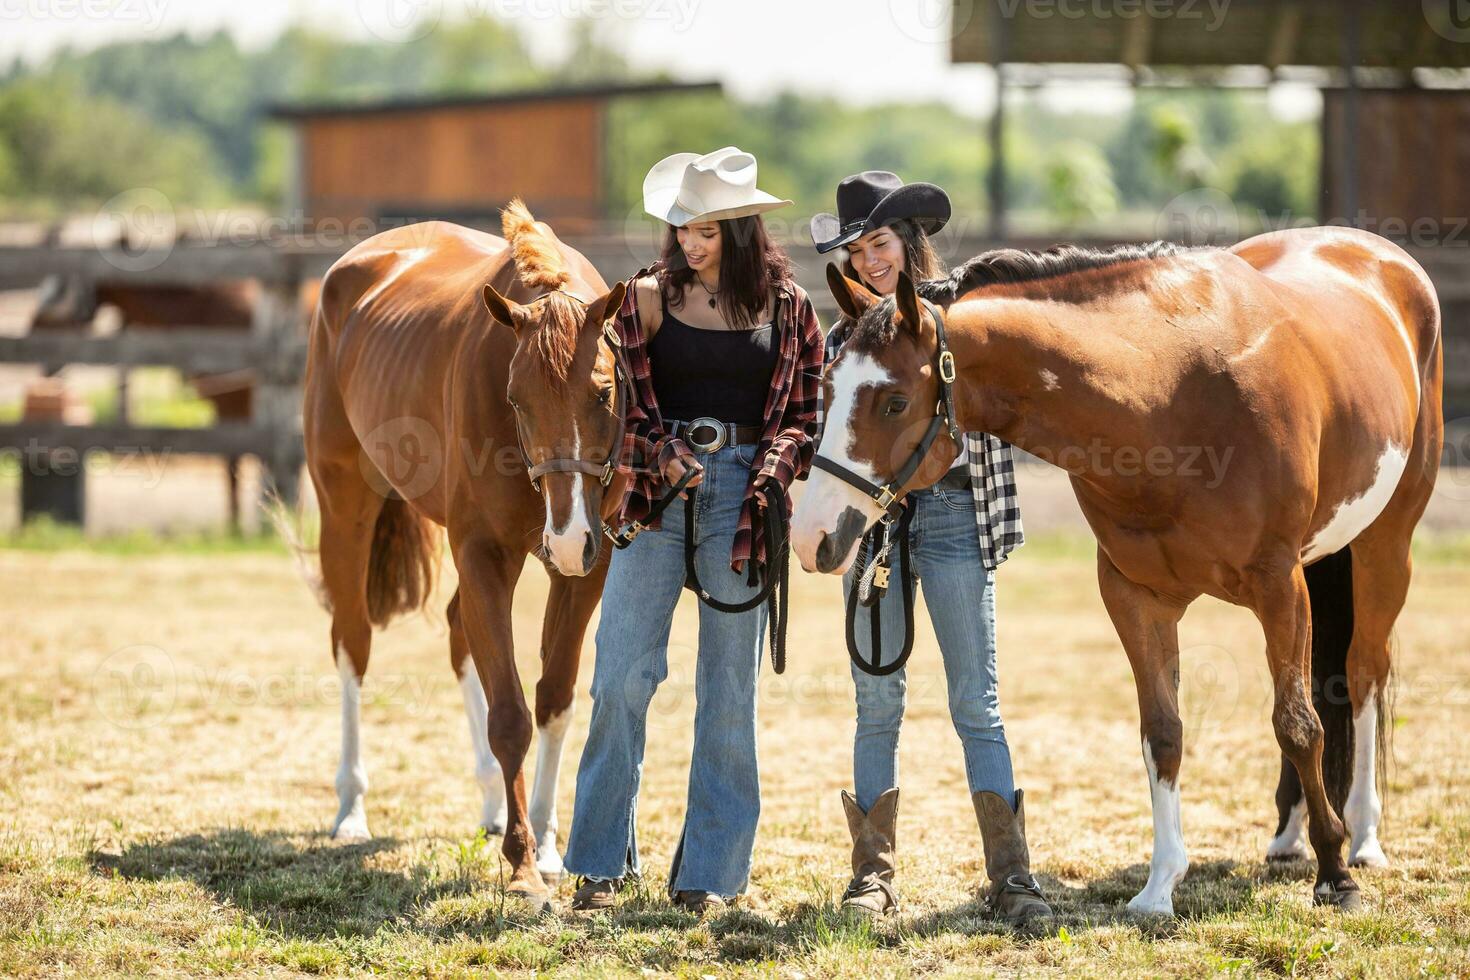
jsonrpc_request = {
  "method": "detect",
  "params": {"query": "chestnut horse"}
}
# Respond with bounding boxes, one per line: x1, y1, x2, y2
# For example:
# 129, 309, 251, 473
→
300, 203, 626, 902
792, 227, 1442, 913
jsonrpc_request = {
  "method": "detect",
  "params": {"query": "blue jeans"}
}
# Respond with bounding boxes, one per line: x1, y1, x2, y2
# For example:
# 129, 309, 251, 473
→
845, 483, 1016, 813
564, 443, 766, 897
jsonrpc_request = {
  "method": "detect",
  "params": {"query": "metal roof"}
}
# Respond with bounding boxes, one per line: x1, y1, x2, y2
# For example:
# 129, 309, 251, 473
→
951, 0, 1470, 72
267, 79, 721, 120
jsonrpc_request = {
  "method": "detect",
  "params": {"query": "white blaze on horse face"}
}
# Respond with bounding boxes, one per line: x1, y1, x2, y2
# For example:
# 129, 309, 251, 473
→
543, 420, 594, 575
1301, 444, 1409, 563
1128, 739, 1188, 916
458, 661, 506, 835
529, 706, 573, 878
332, 645, 371, 841
1345, 688, 1388, 868
791, 353, 891, 573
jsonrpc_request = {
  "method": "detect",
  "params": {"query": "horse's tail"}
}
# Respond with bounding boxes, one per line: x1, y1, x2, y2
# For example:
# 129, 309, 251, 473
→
1304, 545, 1355, 814
265, 489, 330, 614
365, 492, 438, 628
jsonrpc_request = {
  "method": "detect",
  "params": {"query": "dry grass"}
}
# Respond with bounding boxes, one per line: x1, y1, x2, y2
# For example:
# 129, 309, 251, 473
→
2, 531, 1468, 977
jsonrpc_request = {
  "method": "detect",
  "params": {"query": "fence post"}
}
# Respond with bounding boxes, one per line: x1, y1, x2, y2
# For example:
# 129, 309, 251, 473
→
254, 258, 306, 511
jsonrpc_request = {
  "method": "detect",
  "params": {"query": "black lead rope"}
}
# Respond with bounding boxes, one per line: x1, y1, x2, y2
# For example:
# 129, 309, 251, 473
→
846, 502, 917, 676
682, 486, 790, 675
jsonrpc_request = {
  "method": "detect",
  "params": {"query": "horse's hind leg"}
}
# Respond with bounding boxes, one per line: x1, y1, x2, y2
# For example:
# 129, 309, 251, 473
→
1097, 551, 1191, 915
312, 463, 385, 840
448, 589, 507, 836
1250, 558, 1357, 908
528, 563, 607, 881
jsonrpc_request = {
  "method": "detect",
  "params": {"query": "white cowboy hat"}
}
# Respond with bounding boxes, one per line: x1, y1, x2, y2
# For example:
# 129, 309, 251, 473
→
642, 146, 792, 225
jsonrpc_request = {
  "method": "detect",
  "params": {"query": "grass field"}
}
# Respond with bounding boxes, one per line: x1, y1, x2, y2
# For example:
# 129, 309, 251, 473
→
3, 530, 1468, 977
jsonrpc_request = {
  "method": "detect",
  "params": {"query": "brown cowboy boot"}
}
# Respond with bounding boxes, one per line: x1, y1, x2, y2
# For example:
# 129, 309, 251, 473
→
972, 789, 1053, 925
840, 788, 900, 915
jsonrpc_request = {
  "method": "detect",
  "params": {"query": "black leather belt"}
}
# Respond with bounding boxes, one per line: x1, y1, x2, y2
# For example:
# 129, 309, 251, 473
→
668, 417, 762, 453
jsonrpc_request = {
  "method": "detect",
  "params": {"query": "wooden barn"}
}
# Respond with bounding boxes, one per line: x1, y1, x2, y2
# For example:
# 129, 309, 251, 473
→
950, 0, 1470, 421
268, 80, 720, 231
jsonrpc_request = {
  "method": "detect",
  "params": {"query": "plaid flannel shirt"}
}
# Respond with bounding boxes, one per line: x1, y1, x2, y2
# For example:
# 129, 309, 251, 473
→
817, 319, 1025, 571
612, 261, 825, 574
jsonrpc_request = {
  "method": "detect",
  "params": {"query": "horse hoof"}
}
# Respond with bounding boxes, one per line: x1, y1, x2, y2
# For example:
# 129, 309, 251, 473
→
331, 818, 371, 842
506, 886, 552, 913
1348, 843, 1388, 869
1313, 880, 1362, 912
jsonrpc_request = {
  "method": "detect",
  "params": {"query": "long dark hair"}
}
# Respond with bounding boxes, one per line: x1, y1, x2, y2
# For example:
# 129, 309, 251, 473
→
661, 215, 793, 329
841, 217, 945, 288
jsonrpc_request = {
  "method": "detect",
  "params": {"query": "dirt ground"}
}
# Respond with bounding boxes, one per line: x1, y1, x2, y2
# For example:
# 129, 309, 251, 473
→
2, 515, 1467, 975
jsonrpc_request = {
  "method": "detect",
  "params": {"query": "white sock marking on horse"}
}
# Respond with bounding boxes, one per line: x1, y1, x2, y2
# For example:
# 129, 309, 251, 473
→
792, 353, 890, 569
458, 662, 506, 835
544, 421, 592, 575
1129, 739, 1188, 916
1345, 688, 1387, 867
332, 645, 371, 840
529, 706, 573, 878
1266, 799, 1309, 861
1301, 444, 1408, 563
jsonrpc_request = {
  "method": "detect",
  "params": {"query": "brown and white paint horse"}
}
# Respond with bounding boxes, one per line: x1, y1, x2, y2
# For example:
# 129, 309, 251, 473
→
300, 203, 626, 901
792, 227, 1442, 913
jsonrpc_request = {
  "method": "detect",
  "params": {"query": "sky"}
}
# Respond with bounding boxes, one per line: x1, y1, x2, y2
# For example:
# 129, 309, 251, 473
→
0, 0, 1319, 118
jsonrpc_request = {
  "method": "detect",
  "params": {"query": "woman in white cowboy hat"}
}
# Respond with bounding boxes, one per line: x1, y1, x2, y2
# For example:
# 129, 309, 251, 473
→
811, 171, 1051, 925
563, 147, 825, 914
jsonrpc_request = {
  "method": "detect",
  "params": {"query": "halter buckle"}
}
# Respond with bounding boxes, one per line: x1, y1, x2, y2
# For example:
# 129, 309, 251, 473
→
939, 350, 956, 384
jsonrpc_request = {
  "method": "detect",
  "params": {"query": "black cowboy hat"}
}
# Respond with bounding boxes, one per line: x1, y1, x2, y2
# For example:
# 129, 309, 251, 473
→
810, 171, 951, 254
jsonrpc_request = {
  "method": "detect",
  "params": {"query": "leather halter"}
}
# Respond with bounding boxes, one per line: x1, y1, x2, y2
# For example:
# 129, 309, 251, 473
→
811, 297, 961, 518
511, 289, 633, 493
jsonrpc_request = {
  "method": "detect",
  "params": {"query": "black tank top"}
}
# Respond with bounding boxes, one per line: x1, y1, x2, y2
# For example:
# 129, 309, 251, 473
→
649, 299, 778, 426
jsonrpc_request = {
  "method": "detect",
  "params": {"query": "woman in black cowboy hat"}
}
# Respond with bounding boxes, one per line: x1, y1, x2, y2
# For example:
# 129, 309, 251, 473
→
810, 171, 1050, 925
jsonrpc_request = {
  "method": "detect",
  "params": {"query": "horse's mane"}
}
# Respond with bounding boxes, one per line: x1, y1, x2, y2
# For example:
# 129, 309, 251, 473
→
917, 241, 1191, 304
848, 241, 1196, 348
501, 198, 580, 385
502, 198, 571, 291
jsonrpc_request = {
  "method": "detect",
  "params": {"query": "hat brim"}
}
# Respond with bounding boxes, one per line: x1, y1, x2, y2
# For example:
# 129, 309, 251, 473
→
644, 188, 793, 226
810, 182, 952, 253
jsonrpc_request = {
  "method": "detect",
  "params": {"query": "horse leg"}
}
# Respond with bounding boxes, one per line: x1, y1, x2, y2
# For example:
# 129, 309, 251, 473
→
448, 589, 507, 836
451, 534, 543, 899
1267, 757, 1309, 861
1097, 551, 1190, 915
528, 564, 606, 882
226, 454, 241, 535
1249, 559, 1357, 908
313, 465, 385, 841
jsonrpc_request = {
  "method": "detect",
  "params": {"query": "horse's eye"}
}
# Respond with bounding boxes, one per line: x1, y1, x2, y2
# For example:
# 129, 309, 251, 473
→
884, 397, 908, 417
597, 387, 613, 406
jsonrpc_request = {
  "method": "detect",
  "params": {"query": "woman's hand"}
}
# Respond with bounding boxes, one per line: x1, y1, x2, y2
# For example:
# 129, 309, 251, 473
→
664, 454, 703, 497
752, 471, 771, 510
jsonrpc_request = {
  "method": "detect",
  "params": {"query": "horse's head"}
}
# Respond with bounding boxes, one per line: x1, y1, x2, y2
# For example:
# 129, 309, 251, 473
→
792, 264, 959, 575
482, 201, 629, 577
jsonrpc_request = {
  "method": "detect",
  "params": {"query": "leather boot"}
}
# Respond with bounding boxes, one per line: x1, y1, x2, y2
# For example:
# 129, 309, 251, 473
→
972, 788, 1053, 925
840, 788, 899, 915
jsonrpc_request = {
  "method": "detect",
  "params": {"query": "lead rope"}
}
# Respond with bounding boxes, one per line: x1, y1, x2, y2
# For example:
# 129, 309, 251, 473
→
681, 485, 790, 675
846, 502, 916, 677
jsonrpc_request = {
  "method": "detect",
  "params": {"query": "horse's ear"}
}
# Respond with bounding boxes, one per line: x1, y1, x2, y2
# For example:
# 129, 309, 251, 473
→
482, 284, 525, 333
597, 281, 627, 327
826, 263, 876, 320
893, 270, 923, 338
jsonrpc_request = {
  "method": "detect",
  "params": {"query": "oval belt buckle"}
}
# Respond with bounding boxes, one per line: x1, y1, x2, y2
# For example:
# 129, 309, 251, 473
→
684, 416, 727, 453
